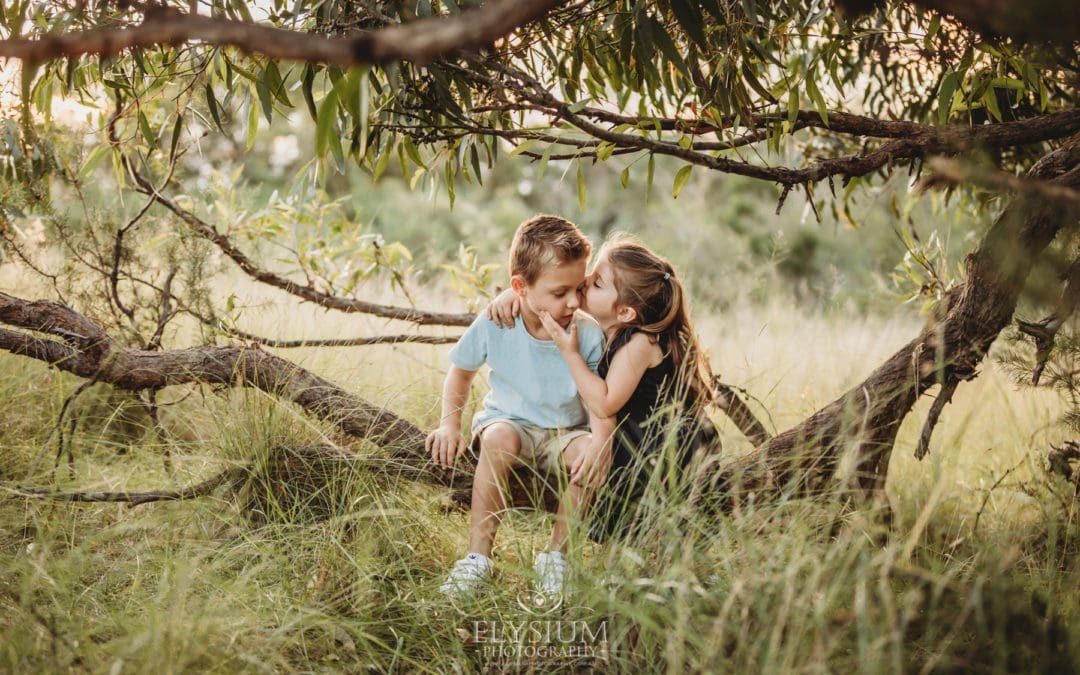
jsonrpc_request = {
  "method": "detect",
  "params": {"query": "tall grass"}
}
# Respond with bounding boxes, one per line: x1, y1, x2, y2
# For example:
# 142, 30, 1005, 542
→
1, 275, 1078, 672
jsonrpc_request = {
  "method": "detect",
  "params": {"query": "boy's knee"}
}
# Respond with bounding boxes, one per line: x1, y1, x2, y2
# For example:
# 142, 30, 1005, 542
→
479, 423, 523, 462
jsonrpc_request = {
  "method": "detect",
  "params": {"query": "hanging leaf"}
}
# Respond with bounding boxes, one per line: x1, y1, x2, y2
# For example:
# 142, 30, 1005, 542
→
982, 87, 1002, 122
302, 64, 318, 121
577, 163, 587, 211
620, 165, 630, 189
245, 98, 259, 151
168, 114, 183, 162
804, 72, 828, 125
646, 153, 655, 202
509, 139, 536, 157
205, 83, 226, 134
315, 84, 342, 159
672, 164, 692, 198
937, 71, 959, 124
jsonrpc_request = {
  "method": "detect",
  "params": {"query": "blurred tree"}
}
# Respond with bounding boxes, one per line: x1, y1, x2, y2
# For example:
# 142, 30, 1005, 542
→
0, 0, 1078, 502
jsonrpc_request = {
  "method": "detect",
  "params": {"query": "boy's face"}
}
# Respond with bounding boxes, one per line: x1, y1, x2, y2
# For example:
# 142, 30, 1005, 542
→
512, 258, 587, 329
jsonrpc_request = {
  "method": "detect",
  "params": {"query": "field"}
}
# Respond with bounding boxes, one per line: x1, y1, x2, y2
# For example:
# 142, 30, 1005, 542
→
1, 270, 1077, 673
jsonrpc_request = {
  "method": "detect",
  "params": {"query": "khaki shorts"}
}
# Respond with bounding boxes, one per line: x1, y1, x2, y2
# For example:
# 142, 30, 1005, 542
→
471, 419, 590, 472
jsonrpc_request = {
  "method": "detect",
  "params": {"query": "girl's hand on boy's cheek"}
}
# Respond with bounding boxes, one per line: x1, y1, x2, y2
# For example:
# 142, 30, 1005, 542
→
539, 311, 579, 353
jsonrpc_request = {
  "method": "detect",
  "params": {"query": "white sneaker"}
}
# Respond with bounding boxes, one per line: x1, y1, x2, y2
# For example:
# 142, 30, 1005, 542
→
533, 550, 569, 597
440, 553, 493, 598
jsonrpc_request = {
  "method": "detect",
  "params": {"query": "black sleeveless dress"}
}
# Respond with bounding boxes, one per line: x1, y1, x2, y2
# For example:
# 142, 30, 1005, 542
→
587, 328, 718, 543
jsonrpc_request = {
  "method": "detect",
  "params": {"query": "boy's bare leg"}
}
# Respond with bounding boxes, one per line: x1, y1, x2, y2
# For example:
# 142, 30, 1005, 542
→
469, 423, 522, 558
548, 435, 593, 553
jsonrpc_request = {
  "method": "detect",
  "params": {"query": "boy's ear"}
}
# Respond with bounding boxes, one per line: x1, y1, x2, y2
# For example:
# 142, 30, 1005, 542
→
510, 275, 528, 297
617, 305, 637, 324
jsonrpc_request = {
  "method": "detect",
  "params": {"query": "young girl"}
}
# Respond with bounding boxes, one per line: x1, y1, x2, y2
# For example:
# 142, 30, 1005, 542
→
489, 234, 718, 541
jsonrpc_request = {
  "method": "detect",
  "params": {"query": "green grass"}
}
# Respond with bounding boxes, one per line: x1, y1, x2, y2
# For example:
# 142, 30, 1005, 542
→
1, 286, 1079, 673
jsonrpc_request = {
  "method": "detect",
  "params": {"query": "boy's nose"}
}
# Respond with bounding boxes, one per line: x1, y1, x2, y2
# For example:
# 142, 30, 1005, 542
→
566, 291, 580, 309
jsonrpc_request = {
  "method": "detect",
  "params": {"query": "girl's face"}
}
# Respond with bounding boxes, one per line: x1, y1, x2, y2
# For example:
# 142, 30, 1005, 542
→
582, 253, 623, 328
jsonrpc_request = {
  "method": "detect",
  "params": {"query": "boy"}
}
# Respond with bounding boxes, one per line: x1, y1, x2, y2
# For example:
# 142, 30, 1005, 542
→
426, 214, 612, 598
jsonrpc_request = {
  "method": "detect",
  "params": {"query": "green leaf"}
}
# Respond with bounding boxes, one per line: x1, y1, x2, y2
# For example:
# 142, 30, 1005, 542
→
804, 72, 828, 125
672, 164, 692, 198
78, 144, 109, 180
469, 144, 483, 186
138, 111, 155, 148
245, 97, 259, 151
646, 153, 655, 202
372, 140, 393, 181
205, 83, 226, 133
302, 64, 317, 121
670, 0, 707, 49
536, 143, 554, 181
509, 139, 535, 157
255, 78, 273, 123
786, 83, 799, 126
315, 86, 339, 157
168, 114, 183, 162
577, 163, 586, 211
982, 87, 1002, 122
647, 16, 690, 82
444, 159, 456, 208
937, 71, 959, 124
620, 165, 630, 189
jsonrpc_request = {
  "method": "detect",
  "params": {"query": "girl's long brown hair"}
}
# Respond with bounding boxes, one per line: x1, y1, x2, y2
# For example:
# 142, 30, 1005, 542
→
603, 234, 714, 411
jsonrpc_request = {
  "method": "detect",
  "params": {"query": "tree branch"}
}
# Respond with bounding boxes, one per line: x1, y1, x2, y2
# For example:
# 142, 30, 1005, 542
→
122, 156, 474, 327
5, 467, 246, 506
1018, 256, 1080, 385
0, 0, 571, 66
480, 63, 1080, 187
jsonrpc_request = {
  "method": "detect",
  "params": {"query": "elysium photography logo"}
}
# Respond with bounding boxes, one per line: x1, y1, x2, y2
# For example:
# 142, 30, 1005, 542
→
467, 592, 609, 670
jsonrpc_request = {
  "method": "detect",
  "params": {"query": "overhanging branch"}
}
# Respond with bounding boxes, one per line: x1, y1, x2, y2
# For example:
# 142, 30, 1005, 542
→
0, 0, 570, 66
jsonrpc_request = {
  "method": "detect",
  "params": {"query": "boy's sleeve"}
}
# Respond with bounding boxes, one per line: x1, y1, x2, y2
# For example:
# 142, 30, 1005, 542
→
581, 323, 604, 374
448, 315, 488, 371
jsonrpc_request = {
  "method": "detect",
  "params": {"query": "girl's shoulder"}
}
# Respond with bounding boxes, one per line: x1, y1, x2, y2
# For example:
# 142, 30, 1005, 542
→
624, 331, 664, 369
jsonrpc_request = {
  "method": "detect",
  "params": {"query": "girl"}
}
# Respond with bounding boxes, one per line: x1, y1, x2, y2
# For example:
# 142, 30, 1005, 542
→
489, 234, 718, 541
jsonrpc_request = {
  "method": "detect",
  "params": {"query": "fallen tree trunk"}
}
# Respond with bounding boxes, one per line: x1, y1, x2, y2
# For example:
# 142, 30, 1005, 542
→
0, 293, 589, 510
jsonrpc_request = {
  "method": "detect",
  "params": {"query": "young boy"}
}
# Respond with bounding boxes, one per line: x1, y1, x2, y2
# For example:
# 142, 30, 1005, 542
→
426, 214, 612, 598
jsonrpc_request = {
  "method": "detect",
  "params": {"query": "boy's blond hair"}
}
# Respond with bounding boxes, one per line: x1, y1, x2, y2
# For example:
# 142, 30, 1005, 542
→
509, 214, 592, 284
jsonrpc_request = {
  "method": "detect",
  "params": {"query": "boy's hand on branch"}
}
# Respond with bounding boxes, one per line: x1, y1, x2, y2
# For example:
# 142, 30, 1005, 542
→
539, 311, 579, 354
571, 440, 612, 489
484, 288, 520, 328
426, 425, 468, 468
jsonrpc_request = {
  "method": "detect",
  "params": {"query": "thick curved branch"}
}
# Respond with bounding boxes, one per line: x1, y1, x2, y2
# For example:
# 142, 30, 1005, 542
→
714, 133, 1080, 499
124, 160, 473, 327
0, 0, 570, 66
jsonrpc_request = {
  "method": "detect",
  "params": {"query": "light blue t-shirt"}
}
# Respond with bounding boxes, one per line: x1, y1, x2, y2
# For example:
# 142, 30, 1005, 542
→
449, 313, 605, 431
